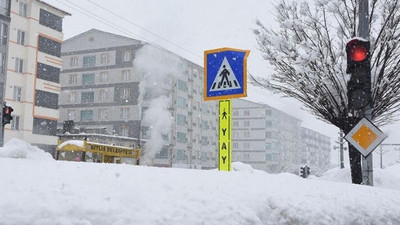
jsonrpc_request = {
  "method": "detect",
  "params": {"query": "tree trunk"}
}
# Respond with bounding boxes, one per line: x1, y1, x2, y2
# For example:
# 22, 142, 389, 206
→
348, 144, 362, 184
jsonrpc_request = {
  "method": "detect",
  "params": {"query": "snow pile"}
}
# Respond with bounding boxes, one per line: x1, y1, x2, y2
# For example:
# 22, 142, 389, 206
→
0, 138, 53, 161
318, 165, 400, 191
0, 157, 400, 225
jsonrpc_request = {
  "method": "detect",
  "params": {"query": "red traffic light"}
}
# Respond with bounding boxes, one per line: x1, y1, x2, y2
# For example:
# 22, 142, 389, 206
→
346, 39, 369, 62
5, 107, 10, 114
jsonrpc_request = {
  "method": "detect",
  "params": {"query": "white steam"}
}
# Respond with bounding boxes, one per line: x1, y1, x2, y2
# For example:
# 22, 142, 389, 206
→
133, 45, 183, 165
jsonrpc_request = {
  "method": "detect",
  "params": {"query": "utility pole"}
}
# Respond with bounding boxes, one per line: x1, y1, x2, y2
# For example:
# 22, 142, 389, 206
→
334, 130, 347, 169
339, 130, 346, 169
358, 0, 373, 186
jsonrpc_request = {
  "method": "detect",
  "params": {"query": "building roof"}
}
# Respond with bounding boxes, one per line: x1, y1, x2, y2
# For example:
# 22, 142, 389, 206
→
63, 28, 142, 45
37, 0, 72, 16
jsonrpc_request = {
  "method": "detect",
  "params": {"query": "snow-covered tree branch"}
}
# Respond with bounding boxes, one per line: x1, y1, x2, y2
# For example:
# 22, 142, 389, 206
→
253, 0, 400, 130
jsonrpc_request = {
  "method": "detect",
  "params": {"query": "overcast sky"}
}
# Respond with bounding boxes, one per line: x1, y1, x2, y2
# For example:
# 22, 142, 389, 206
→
42, 0, 400, 164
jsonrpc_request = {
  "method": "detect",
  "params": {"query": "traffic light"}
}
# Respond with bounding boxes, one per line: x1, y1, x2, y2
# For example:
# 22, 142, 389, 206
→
346, 38, 371, 110
306, 166, 310, 177
300, 166, 306, 178
2, 105, 13, 125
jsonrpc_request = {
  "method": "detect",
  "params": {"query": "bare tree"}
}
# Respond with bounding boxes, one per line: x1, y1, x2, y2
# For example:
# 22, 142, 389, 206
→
253, 0, 400, 183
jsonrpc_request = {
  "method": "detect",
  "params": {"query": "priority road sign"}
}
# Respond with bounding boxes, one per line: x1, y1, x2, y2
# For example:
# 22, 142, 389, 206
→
344, 118, 387, 157
204, 48, 250, 101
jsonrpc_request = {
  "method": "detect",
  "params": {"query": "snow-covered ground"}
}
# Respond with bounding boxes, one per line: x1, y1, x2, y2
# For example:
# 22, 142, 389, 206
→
1, 139, 400, 225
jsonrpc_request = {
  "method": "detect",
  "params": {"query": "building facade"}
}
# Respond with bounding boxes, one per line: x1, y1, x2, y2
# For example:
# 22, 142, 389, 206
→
300, 127, 331, 175
4, 0, 69, 152
59, 29, 217, 169
232, 98, 330, 174
0, 0, 10, 146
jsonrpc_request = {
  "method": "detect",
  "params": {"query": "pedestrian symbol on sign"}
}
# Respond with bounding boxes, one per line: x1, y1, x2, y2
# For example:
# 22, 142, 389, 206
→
209, 57, 241, 92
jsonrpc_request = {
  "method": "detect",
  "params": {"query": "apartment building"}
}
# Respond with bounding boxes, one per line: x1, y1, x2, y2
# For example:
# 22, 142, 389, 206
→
4, 0, 69, 152
0, 0, 10, 146
59, 29, 218, 169
232, 98, 330, 173
300, 127, 331, 174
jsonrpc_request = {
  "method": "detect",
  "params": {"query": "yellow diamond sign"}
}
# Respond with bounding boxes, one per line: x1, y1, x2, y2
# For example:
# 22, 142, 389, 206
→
352, 124, 378, 150
345, 118, 387, 156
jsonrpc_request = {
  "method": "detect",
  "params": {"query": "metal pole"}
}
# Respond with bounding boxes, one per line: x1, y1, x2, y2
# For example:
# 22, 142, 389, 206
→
380, 146, 383, 169
339, 130, 345, 169
359, 0, 373, 186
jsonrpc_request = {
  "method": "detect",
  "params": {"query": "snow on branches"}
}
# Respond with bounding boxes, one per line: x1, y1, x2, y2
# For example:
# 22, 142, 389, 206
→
253, 0, 400, 129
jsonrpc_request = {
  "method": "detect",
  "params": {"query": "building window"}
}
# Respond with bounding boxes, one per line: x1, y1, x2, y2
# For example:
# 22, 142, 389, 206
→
0, 0, 9, 16
244, 131, 250, 138
122, 51, 131, 62
177, 79, 188, 92
266, 121, 272, 127
11, 116, 19, 130
38, 36, 61, 57
121, 107, 130, 119
100, 71, 109, 83
82, 73, 95, 85
201, 136, 208, 145
35, 90, 58, 109
121, 70, 131, 81
100, 53, 109, 64
70, 57, 78, 67
177, 132, 187, 143
13, 86, 22, 102
120, 126, 129, 137
99, 89, 107, 101
81, 92, 94, 103
266, 110, 272, 116
99, 108, 107, 119
0, 52, 5, 75
202, 120, 209, 130
244, 121, 250, 127
80, 110, 93, 121
155, 146, 169, 159
177, 97, 186, 108
69, 74, 77, 85
83, 55, 96, 67
67, 92, 76, 103
233, 121, 238, 127
19, 2, 27, 18
0, 23, 7, 46
15, 58, 23, 73
244, 110, 250, 116
67, 110, 77, 120
17, 30, 25, 45
33, 117, 57, 136
37, 63, 60, 83
120, 88, 130, 100
39, 9, 63, 32
177, 114, 186, 126
176, 149, 185, 161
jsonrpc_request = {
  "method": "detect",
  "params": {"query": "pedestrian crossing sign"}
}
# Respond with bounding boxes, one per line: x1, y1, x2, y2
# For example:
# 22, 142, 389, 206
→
204, 48, 250, 101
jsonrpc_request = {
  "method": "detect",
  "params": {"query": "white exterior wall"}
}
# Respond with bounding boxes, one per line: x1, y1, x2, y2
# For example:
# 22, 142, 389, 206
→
4, 0, 68, 151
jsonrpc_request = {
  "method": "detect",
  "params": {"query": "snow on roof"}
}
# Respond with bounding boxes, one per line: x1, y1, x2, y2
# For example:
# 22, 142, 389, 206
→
58, 140, 84, 149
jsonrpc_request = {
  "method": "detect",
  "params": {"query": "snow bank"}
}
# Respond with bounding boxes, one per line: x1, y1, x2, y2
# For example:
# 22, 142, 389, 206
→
0, 138, 53, 161
0, 158, 400, 225
317, 165, 400, 191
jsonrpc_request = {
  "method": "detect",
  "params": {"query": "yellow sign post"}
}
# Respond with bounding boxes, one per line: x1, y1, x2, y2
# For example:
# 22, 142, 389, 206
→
219, 99, 232, 171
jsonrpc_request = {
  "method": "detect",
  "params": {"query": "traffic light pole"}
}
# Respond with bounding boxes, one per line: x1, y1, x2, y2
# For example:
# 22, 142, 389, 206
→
359, 0, 373, 186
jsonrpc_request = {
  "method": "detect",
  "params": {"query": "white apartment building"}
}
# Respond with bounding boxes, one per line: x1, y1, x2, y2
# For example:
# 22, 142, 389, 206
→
4, 0, 69, 152
59, 29, 218, 169
232, 98, 331, 173
300, 127, 331, 174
